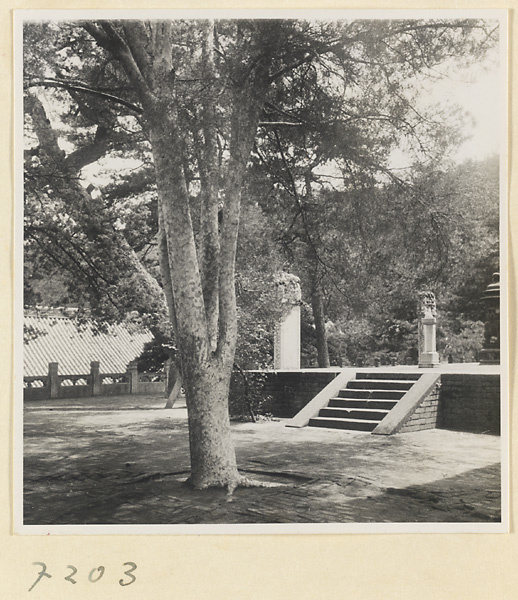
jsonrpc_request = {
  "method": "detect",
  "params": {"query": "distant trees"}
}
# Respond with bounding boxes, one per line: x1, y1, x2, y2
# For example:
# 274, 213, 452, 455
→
291, 154, 500, 367
23, 17, 499, 488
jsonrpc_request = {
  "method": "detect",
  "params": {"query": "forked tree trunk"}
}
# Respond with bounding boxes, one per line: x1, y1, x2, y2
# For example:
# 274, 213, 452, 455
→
84, 19, 278, 491
148, 113, 241, 489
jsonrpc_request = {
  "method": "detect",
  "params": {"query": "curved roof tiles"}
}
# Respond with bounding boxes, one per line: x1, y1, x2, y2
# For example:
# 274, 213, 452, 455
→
24, 315, 153, 376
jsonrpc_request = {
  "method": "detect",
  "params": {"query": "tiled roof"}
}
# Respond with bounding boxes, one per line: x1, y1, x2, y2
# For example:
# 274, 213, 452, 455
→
24, 315, 154, 377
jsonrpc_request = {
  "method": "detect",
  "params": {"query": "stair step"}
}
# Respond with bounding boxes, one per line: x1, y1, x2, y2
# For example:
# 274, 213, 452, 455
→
347, 380, 415, 391
319, 407, 389, 421
356, 372, 421, 381
338, 389, 407, 400
329, 398, 398, 410
308, 417, 378, 432
304, 371, 422, 433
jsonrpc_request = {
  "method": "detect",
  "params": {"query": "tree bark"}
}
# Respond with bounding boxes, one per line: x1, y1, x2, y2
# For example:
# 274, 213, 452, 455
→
303, 169, 330, 369
308, 251, 330, 368
197, 21, 221, 352
147, 107, 241, 488
311, 278, 331, 368
182, 358, 239, 488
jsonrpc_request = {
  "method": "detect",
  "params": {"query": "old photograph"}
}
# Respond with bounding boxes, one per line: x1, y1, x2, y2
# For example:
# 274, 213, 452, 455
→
15, 9, 508, 534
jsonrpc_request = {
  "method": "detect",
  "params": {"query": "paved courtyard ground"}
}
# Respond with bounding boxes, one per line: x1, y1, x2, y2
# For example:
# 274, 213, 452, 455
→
22, 394, 502, 526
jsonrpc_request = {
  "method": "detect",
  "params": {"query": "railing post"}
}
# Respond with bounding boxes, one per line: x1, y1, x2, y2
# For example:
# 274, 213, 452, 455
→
91, 361, 101, 396
48, 362, 59, 399
128, 361, 139, 394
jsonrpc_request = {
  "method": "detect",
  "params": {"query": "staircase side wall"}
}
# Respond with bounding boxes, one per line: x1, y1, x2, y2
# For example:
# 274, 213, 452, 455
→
373, 373, 441, 435
399, 384, 441, 433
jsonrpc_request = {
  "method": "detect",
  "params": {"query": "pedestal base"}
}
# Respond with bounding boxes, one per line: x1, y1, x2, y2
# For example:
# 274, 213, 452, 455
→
419, 352, 440, 368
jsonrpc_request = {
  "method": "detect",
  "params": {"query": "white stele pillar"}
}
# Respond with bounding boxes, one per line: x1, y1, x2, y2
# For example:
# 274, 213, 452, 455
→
418, 291, 440, 368
273, 272, 301, 370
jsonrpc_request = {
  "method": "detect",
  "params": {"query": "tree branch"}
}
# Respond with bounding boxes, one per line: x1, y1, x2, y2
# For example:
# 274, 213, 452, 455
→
82, 21, 153, 105
27, 78, 143, 114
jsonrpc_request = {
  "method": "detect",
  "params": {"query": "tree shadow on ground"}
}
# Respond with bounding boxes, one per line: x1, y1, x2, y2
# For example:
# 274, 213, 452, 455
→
23, 462, 500, 526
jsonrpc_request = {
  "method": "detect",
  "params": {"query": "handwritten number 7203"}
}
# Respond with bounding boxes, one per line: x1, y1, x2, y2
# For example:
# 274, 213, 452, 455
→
29, 562, 137, 591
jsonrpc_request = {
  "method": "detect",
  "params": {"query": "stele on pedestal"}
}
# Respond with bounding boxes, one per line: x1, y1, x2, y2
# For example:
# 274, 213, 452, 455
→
418, 291, 440, 368
273, 272, 301, 370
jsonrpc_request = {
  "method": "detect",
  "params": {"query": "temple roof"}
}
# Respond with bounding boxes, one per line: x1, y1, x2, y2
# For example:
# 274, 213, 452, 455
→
24, 311, 153, 376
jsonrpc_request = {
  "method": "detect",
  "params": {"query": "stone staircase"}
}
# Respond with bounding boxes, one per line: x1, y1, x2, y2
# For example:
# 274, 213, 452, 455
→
308, 372, 423, 432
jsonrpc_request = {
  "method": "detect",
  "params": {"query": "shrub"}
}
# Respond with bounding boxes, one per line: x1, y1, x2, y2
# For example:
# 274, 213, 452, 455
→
229, 369, 273, 421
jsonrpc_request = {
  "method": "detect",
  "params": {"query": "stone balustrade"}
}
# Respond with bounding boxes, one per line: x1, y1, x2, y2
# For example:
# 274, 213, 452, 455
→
23, 360, 167, 401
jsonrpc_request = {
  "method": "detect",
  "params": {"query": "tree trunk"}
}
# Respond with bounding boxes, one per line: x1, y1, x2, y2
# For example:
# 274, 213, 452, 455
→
183, 357, 239, 489
311, 275, 330, 368
148, 112, 241, 489
83, 19, 279, 490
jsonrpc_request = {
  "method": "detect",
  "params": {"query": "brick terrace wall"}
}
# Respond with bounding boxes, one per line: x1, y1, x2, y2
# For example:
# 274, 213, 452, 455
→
235, 371, 341, 418
400, 384, 441, 433
438, 374, 500, 435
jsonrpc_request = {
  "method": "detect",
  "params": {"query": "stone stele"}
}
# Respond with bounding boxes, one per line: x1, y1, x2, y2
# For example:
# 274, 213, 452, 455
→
273, 272, 301, 370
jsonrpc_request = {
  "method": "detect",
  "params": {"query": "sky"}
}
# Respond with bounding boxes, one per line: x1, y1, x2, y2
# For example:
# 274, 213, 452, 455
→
421, 50, 502, 163
383, 46, 502, 174
447, 65, 501, 162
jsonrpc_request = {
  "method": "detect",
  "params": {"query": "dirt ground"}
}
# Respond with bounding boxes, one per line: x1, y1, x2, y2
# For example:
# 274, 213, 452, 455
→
22, 394, 502, 527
